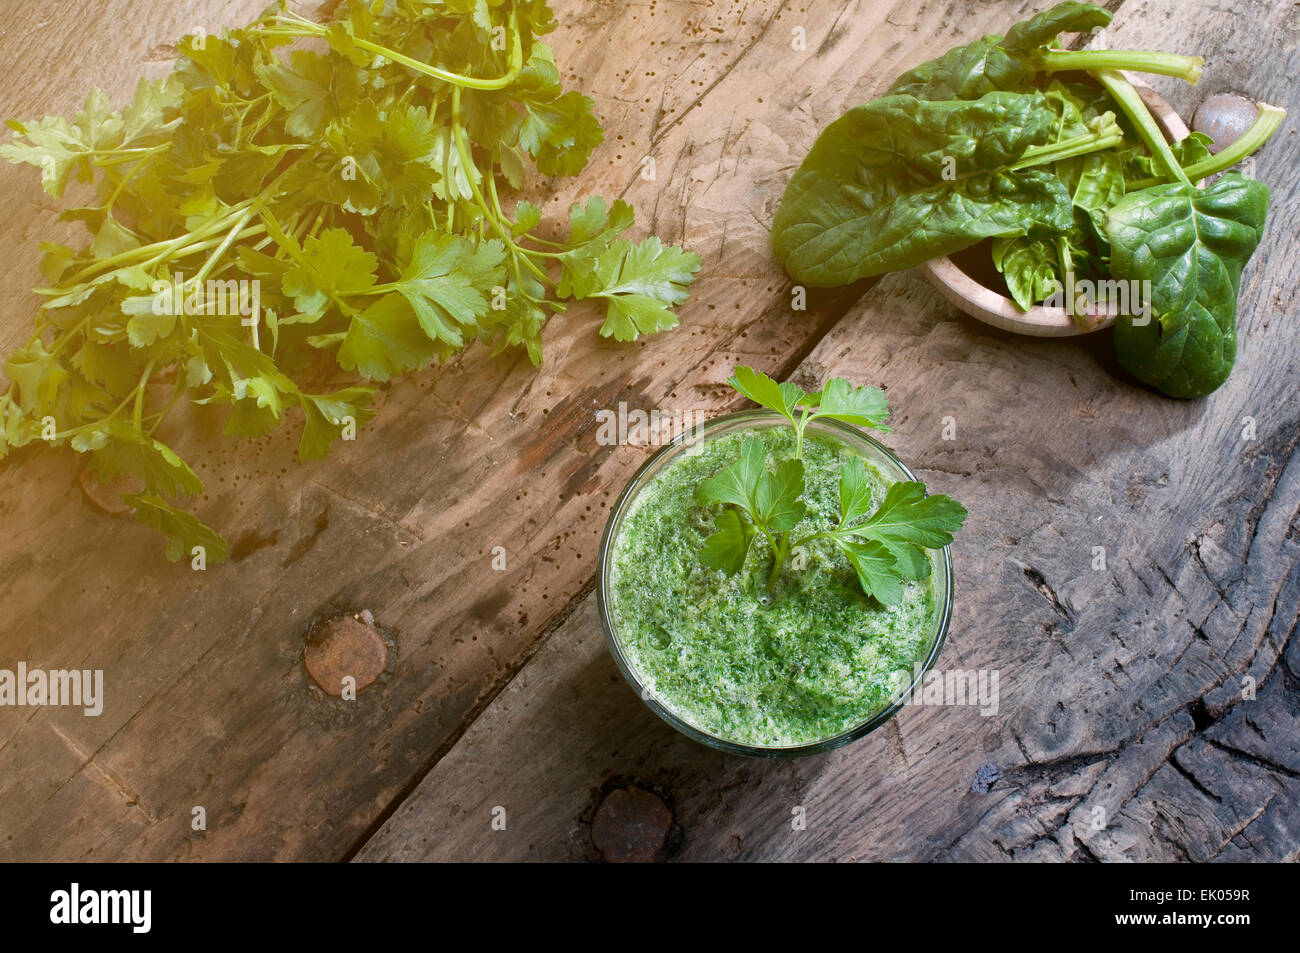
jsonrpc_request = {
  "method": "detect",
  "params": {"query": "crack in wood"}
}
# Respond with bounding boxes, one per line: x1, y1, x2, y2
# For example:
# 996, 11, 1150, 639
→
338, 573, 599, 862
1168, 748, 1224, 804
1204, 738, 1300, 782
48, 723, 158, 825
1014, 561, 1076, 627
1204, 796, 1276, 862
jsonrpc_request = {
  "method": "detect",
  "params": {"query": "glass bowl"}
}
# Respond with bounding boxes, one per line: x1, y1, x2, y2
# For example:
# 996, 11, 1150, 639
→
596, 409, 954, 758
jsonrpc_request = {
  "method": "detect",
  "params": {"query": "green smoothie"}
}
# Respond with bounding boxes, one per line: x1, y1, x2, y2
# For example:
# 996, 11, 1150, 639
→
608, 425, 940, 748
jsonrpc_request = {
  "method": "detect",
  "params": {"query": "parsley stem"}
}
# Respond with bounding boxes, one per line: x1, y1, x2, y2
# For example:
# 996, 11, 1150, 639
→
172, 224, 265, 278
146, 375, 189, 436
765, 531, 789, 592
258, 207, 305, 263
754, 524, 783, 591
47, 315, 92, 358
486, 174, 552, 283
794, 411, 811, 460
88, 144, 170, 165
305, 208, 327, 240
522, 235, 566, 249
450, 88, 506, 237
169, 206, 261, 332
103, 156, 153, 214
67, 200, 256, 283
132, 361, 155, 433
261, 9, 524, 91
484, 172, 509, 221
452, 88, 551, 288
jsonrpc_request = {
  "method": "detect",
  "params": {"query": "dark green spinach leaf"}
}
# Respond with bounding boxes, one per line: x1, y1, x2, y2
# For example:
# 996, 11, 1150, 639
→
1106, 172, 1269, 398
772, 90, 1112, 285
887, 2, 1113, 100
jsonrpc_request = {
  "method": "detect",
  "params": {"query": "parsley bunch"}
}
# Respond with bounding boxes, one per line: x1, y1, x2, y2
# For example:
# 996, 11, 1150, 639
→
0, 0, 699, 562
696, 367, 967, 603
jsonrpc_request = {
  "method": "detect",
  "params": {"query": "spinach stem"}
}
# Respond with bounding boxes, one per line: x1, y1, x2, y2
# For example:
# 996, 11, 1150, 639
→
1127, 102, 1286, 190
1036, 49, 1203, 84
1054, 236, 1097, 332
1010, 127, 1123, 171
1094, 69, 1192, 186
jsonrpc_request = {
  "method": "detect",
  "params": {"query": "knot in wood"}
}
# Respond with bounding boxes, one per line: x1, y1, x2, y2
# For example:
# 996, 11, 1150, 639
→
303, 613, 386, 697
591, 786, 673, 863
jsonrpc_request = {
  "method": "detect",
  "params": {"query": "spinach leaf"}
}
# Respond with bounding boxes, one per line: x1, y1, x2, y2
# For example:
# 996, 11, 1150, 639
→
887, 2, 1113, 100
773, 90, 1101, 286
1061, 151, 1125, 211
995, 131, 1124, 312
992, 236, 1060, 310
1121, 131, 1213, 187
1106, 172, 1269, 398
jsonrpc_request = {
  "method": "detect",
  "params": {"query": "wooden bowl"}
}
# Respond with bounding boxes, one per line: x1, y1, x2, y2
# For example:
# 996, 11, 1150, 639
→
918, 77, 1190, 337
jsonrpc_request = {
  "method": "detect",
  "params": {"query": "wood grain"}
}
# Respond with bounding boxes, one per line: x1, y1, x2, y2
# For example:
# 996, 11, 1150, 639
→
0, 0, 1095, 860
357, 0, 1300, 862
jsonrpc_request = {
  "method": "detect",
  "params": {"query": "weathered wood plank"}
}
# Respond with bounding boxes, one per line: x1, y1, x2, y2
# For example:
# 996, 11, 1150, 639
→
0, 0, 1079, 860
357, 0, 1300, 862
358, 263, 1300, 862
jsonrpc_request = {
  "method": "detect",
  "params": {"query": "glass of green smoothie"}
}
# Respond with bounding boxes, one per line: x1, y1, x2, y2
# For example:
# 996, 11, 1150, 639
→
598, 409, 954, 757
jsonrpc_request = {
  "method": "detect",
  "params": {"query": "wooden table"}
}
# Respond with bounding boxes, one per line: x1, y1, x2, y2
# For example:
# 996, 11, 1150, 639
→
0, 0, 1296, 862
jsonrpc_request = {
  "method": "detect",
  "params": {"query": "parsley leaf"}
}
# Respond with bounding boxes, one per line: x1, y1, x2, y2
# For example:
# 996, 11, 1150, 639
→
283, 228, 378, 321
694, 438, 806, 580
125, 492, 229, 564
695, 435, 765, 511
519, 90, 603, 177
700, 509, 758, 574
727, 365, 808, 424
846, 480, 967, 550
91, 425, 202, 498
581, 238, 702, 341
338, 293, 442, 382
394, 233, 505, 348
837, 537, 904, 605
0, 1, 699, 561
816, 377, 891, 431
836, 456, 876, 527
755, 458, 806, 532
832, 478, 968, 592
5, 340, 68, 415
696, 366, 966, 602
299, 386, 376, 462
726, 366, 890, 455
